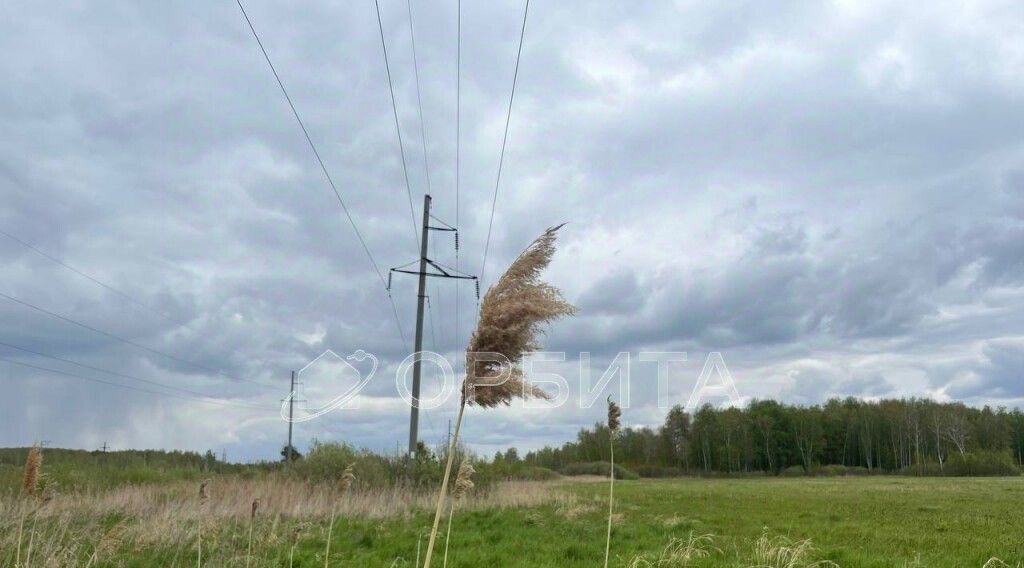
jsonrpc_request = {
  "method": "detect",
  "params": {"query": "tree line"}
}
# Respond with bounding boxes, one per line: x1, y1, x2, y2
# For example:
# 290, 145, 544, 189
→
522, 398, 1024, 475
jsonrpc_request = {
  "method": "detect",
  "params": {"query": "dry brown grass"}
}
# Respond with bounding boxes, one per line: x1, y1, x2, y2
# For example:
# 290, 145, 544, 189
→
0, 478, 562, 551
749, 529, 839, 568
983, 560, 1021, 568
555, 494, 598, 520
627, 533, 719, 568
84, 520, 128, 568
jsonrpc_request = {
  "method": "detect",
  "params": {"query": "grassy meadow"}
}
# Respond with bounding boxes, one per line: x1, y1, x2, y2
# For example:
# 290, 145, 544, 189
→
2, 472, 1022, 567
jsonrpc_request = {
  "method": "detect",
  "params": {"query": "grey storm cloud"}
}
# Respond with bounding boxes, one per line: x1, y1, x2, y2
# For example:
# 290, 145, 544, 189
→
2, 0, 1024, 459
944, 339, 1024, 401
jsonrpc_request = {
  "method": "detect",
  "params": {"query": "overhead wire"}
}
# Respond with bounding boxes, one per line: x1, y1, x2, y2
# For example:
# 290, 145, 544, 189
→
0, 228, 279, 383
0, 291, 277, 390
0, 340, 271, 408
235, 0, 409, 352
405, 0, 448, 361
0, 229, 174, 322
406, 0, 433, 200
1, 357, 278, 410
455, 0, 462, 376
479, 0, 531, 288
374, 0, 421, 251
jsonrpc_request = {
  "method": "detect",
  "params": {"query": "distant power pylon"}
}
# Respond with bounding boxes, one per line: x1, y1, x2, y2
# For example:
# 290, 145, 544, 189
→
282, 370, 304, 465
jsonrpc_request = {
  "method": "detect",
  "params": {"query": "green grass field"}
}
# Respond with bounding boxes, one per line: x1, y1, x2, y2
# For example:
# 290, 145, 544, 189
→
3, 476, 1022, 567
319, 477, 1024, 567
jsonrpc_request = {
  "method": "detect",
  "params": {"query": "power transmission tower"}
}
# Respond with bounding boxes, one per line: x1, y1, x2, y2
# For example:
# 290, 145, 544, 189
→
390, 194, 478, 455
100, 441, 108, 453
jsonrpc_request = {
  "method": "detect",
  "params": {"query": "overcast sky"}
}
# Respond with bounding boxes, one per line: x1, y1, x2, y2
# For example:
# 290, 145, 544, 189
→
2, 0, 1024, 461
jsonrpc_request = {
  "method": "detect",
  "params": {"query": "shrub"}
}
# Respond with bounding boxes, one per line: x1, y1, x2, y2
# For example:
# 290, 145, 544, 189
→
634, 465, 686, 478
815, 464, 877, 477
946, 451, 1020, 477
781, 465, 808, 477
898, 452, 1020, 477
513, 466, 560, 481
560, 462, 639, 480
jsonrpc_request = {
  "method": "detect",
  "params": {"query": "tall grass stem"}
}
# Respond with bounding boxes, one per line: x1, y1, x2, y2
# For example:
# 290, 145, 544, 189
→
423, 400, 465, 567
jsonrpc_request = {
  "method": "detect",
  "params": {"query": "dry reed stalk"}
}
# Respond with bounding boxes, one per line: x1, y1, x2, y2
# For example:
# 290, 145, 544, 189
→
324, 464, 355, 567
324, 506, 336, 568
289, 525, 303, 568
15, 502, 27, 567
197, 480, 209, 568
246, 498, 259, 568
423, 225, 576, 567
442, 460, 475, 568
25, 511, 38, 567
18, 446, 44, 568
605, 396, 622, 568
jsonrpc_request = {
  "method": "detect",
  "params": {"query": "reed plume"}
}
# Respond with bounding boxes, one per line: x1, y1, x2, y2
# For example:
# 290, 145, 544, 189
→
423, 225, 575, 567
22, 445, 42, 498
443, 459, 476, 568
339, 463, 356, 493
605, 396, 622, 568
608, 396, 621, 432
452, 460, 475, 501
17, 445, 43, 567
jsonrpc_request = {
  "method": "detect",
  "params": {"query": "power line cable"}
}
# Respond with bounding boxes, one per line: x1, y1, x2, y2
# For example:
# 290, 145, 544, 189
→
0, 291, 276, 390
455, 0, 462, 374
0, 229, 174, 322
480, 0, 531, 288
236, 0, 388, 287
0, 228, 262, 369
374, 0, 421, 251
406, 0, 433, 199
1, 357, 278, 410
405, 0, 448, 359
235, 0, 409, 351
0, 340, 272, 409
